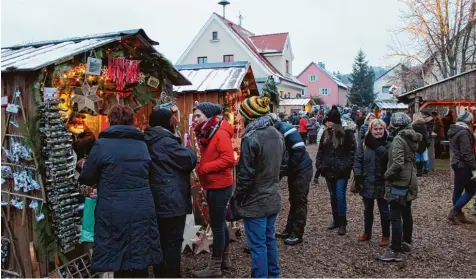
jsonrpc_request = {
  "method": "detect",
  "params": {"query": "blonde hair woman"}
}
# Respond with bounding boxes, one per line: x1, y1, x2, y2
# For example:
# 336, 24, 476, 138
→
353, 119, 390, 247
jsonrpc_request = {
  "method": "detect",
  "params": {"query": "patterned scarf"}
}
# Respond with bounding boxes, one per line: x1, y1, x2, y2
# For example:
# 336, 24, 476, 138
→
193, 115, 223, 148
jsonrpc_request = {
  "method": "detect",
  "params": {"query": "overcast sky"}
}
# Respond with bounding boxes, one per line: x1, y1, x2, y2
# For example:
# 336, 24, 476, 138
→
1, 0, 407, 74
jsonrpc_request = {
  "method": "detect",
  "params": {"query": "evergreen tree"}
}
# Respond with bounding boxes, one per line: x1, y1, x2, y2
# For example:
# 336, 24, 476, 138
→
261, 76, 279, 106
348, 50, 376, 106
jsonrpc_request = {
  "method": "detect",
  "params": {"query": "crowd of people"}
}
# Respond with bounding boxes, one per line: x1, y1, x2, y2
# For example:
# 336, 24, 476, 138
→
75, 99, 476, 278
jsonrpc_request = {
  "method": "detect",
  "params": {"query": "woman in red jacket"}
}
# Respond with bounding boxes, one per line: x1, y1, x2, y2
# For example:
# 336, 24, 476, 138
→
192, 102, 235, 278
299, 113, 309, 144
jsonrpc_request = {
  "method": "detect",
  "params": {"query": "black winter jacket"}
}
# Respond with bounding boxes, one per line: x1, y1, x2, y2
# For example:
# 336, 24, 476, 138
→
235, 116, 285, 218
144, 126, 197, 218
274, 120, 312, 173
316, 129, 356, 179
448, 123, 476, 170
353, 133, 390, 199
79, 125, 161, 272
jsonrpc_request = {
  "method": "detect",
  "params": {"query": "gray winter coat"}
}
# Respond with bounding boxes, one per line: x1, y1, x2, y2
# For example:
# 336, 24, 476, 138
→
448, 123, 476, 170
353, 133, 390, 199
235, 117, 285, 218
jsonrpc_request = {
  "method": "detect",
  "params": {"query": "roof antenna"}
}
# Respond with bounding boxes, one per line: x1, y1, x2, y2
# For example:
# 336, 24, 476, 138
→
218, 0, 230, 18
238, 11, 244, 27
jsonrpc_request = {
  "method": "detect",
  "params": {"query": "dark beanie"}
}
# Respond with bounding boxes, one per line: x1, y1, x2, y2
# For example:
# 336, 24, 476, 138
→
195, 102, 222, 118
326, 105, 342, 124
149, 108, 173, 131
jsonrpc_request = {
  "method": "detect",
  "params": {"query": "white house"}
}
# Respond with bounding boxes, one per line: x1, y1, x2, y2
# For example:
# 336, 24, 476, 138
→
177, 13, 306, 98
373, 64, 405, 102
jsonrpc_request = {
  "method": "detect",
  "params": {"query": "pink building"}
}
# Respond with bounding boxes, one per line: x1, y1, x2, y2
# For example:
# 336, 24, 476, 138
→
296, 62, 349, 106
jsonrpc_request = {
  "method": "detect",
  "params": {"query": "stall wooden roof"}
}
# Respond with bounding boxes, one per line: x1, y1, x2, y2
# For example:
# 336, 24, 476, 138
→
397, 68, 476, 104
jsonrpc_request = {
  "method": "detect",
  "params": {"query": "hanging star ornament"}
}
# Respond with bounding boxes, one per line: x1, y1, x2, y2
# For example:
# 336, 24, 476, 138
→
192, 230, 211, 255
182, 214, 201, 253
72, 80, 101, 114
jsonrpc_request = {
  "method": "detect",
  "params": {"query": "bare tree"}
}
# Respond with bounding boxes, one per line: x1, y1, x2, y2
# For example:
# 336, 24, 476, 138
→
390, 0, 476, 81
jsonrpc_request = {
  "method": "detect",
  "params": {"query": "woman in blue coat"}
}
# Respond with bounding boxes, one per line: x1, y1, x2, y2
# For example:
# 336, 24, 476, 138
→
79, 105, 161, 278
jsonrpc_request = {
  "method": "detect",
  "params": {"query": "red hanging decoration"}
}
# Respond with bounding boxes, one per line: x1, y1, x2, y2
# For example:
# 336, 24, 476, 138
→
107, 57, 141, 90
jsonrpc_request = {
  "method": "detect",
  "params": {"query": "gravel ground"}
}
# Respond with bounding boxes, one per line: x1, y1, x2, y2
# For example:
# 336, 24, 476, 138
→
181, 144, 476, 278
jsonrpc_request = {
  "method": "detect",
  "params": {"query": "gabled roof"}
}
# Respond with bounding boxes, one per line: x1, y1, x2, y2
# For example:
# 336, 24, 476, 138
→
174, 61, 253, 93
250, 33, 289, 53
178, 13, 305, 88
1, 29, 190, 85
297, 62, 348, 89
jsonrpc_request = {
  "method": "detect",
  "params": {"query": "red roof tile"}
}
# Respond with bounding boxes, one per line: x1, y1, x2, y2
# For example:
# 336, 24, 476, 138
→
250, 33, 288, 53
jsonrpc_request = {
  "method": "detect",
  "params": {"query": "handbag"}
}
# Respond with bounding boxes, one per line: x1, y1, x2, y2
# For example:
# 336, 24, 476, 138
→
225, 196, 242, 222
349, 171, 362, 194
80, 197, 96, 243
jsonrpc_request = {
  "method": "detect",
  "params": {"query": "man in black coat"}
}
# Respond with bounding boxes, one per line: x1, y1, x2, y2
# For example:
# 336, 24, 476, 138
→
144, 108, 197, 278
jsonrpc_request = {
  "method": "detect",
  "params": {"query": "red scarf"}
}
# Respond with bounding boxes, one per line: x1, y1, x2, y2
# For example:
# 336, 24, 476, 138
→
193, 115, 223, 148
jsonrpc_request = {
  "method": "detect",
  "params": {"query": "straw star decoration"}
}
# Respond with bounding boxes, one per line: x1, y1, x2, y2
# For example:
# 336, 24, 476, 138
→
227, 222, 241, 242
72, 80, 101, 114
192, 230, 211, 255
182, 214, 201, 253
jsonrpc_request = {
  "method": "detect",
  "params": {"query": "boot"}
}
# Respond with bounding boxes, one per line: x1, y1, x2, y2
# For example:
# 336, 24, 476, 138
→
359, 233, 370, 242
192, 257, 222, 278
457, 211, 475, 224
447, 209, 462, 225
222, 251, 231, 270
284, 233, 303, 246
416, 162, 423, 177
327, 214, 339, 230
337, 216, 347, 236
379, 236, 390, 247
275, 230, 291, 239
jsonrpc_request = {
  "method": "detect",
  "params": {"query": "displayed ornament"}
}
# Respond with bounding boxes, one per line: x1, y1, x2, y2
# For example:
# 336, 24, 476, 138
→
147, 76, 160, 88
13, 170, 28, 192
192, 230, 211, 255
40, 99, 81, 251
107, 57, 140, 90
1, 238, 10, 269
138, 72, 146, 84
182, 214, 201, 253
1, 166, 13, 179
227, 222, 241, 242
29, 200, 38, 209
9, 120, 19, 128
5, 104, 19, 114
101, 66, 108, 79
71, 80, 101, 114
86, 57, 102, 76
10, 199, 23, 210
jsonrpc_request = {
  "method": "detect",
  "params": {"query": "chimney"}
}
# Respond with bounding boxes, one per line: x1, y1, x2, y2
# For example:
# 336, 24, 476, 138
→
218, 0, 230, 18
318, 62, 326, 69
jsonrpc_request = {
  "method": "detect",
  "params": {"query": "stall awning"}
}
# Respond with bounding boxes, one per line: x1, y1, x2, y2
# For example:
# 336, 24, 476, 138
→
279, 98, 315, 106
173, 62, 250, 93
372, 101, 408, 110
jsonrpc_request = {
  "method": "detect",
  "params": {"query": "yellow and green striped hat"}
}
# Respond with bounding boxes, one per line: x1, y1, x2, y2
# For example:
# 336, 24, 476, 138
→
239, 96, 270, 121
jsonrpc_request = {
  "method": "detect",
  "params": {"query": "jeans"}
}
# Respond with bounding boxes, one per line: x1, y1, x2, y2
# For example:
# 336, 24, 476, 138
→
154, 215, 186, 278
452, 165, 476, 212
390, 201, 413, 252
114, 269, 149, 278
207, 186, 232, 258
326, 178, 348, 219
363, 198, 390, 238
243, 215, 280, 278
285, 167, 312, 237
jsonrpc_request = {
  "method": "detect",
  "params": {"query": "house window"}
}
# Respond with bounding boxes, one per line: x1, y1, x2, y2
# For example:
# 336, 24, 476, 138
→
223, 55, 234, 62
212, 31, 218, 40
382, 86, 391, 93
319, 88, 330, 96
309, 75, 318, 82
197, 57, 208, 64
286, 60, 290, 74
301, 89, 307, 96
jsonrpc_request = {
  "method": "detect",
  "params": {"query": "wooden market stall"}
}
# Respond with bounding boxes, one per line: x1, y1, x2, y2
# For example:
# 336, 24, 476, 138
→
397, 68, 476, 172
277, 98, 316, 117
371, 101, 408, 118
174, 61, 259, 141
1, 29, 190, 277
